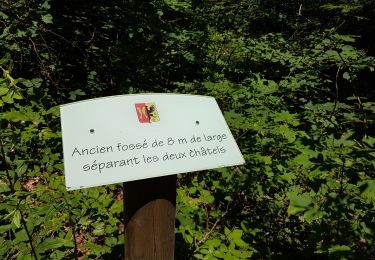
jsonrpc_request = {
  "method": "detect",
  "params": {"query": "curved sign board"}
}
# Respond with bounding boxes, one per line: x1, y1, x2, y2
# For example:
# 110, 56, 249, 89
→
60, 94, 245, 190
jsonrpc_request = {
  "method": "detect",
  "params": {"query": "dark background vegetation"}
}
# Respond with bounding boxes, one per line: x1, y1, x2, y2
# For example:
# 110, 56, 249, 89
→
1, 0, 374, 259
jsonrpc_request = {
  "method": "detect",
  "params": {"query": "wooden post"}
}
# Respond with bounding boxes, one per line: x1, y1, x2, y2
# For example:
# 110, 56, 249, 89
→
124, 175, 176, 260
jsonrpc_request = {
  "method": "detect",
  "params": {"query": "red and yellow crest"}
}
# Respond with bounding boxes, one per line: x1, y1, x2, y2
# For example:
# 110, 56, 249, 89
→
135, 102, 160, 123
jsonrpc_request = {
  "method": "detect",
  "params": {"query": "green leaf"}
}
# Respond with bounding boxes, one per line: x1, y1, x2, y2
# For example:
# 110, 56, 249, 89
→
362, 136, 375, 147
1, 91, 13, 103
343, 72, 350, 80
93, 222, 105, 236
0, 11, 9, 20
328, 245, 351, 256
287, 192, 313, 215
303, 205, 325, 223
37, 238, 72, 253
0, 87, 8, 96
200, 189, 215, 204
41, 1, 51, 9
104, 237, 118, 247
185, 234, 193, 244
12, 90, 23, 99
22, 78, 42, 88
0, 110, 42, 122
224, 227, 231, 236
0, 180, 10, 193
82, 242, 111, 255
274, 111, 300, 126
16, 163, 28, 176
14, 229, 28, 243
359, 180, 375, 202
228, 229, 243, 240
336, 35, 356, 42
12, 210, 21, 228
0, 240, 12, 256
0, 224, 13, 233
206, 238, 221, 247
41, 14, 53, 24
68, 89, 86, 100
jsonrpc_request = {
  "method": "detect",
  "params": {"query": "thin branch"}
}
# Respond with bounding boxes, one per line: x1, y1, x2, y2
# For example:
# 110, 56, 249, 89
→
235, 129, 251, 142
299, 58, 331, 79
324, 20, 368, 135
353, 138, 364, 148
42, 29, 86, 56
42, 29, 75, 46
234, 166, 243, 175
29, 37, 58, 86
195, 203, 230, 247
298, 4, 302, 16
29, 38, 43, 64
84, 27, 96, 45
330, 36, 363, 109
329, 65, 341, 121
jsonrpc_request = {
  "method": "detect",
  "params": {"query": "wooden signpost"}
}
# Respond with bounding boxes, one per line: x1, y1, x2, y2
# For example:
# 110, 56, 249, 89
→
60, 94, 244, 259
124, 175, 176, 259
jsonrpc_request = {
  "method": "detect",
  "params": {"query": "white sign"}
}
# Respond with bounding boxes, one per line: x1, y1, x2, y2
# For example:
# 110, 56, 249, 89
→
60, 94, 245, 190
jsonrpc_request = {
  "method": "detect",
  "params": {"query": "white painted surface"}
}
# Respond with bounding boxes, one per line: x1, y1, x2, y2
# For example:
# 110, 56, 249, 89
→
60, 94, 245, 190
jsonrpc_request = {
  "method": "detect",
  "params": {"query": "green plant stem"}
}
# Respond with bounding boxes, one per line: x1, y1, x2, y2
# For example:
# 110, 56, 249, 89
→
19, 207, 38, 260
70, 218, 79, 259
0, 136, 14, 193
63, 200, 79, 260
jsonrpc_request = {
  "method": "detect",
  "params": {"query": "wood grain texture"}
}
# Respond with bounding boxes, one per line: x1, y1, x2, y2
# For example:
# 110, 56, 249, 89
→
124, 175, 176, 260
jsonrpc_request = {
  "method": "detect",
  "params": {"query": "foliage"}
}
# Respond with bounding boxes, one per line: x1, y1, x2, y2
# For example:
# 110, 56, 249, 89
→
1, 0, 375, 259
